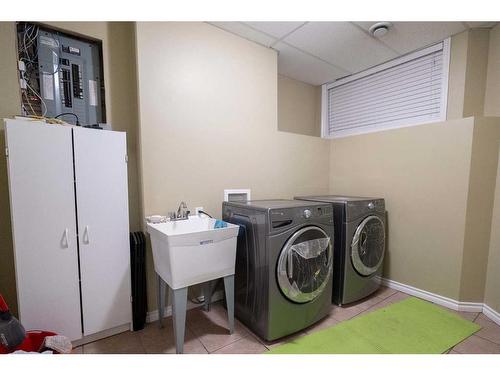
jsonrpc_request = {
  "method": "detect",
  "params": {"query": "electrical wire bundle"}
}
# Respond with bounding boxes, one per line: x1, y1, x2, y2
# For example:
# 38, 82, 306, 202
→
18, 22, 48, 117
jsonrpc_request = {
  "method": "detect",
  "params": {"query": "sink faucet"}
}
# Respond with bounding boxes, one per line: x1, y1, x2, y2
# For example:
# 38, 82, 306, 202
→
169, 201, 190, 221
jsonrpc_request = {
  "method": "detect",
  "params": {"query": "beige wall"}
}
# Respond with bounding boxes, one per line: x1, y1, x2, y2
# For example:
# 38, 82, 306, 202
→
447, 31, 469, 120
482, 25, 500, 311
0, 22, 141, 314
329, 118, 475, 299
278, 74, 321, 137
460, 117, 500, 301
135, 22, 330, 310
447, 29, 490, 119
485, 24, 500, 116
0, 22, 22, 316
484, 25, 500, 311
463, 29, 490, 117
106, 23, 142, 231
329, 116, 500, 302
484, 146, 500, 312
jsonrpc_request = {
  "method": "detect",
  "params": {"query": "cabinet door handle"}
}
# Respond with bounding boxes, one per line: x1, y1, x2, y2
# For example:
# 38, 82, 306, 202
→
83, 225, 90, 244
62, 228, 70, 248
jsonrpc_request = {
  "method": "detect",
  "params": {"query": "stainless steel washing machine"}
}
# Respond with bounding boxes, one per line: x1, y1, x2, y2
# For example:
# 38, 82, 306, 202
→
295, 195, 386, 305
222, 200, 334, 341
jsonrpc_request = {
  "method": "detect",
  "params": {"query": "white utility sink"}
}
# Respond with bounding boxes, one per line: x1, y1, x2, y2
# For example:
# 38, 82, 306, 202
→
147, 216, 239, 290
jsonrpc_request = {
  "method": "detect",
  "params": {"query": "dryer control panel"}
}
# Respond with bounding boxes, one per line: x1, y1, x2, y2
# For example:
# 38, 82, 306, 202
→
346, 199, 385, 222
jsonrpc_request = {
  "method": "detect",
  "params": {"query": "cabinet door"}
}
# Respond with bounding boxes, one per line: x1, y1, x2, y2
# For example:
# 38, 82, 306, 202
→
4, 120, 82, 341
73, 127, 131, 336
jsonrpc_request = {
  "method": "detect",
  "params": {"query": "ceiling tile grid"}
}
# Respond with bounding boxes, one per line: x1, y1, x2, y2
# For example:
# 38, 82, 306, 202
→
209, 22, 277, 47
353, 21, 467, 54
208, 21, 497, 86
274, 41, 349, 85
243, 22, 306, 39
282, 22, 399, 73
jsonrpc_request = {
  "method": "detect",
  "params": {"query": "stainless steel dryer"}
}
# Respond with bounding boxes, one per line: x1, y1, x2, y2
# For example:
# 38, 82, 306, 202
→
295, 195, 386, 305
222, 200, 333, 341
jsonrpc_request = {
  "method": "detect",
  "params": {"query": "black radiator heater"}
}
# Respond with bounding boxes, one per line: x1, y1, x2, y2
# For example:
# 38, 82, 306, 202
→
130, 232, 147, 331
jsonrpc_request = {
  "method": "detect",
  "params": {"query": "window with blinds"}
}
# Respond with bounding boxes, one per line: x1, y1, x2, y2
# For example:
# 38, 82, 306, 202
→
322, 40, 450, 138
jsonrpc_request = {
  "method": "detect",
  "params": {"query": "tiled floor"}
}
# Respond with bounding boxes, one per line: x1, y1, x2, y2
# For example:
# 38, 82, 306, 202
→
72, 287, 500, 354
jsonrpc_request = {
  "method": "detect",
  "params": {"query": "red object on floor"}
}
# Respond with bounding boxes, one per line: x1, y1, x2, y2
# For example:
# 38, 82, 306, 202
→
0, 330, 57, 354
0, 295, 8, 312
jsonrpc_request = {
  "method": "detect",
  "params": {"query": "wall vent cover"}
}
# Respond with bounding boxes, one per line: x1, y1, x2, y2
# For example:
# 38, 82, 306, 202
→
224, 189, 251, 202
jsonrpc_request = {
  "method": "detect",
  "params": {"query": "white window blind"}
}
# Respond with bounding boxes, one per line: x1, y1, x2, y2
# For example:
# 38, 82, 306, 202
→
322, 40, 450, 138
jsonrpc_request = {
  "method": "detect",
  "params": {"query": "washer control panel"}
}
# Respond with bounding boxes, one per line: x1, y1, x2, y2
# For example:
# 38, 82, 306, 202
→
269, 204, 333, 232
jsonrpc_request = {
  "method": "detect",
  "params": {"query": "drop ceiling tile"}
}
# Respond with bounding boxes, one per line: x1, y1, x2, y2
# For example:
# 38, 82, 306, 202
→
243, 22, 306, 39
274, 42, 349, 86
283, 22, 398, 73
465, 22, 498, 29
353, 22, 467, 54
209, 22, 277, 47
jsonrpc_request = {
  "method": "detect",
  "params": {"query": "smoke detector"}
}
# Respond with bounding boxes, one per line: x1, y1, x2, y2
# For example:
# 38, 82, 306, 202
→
369, 22, 392, 38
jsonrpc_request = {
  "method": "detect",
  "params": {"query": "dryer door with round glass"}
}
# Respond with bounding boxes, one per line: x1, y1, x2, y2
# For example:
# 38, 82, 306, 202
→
351, 215, 385, 276
277, 226, 333, 303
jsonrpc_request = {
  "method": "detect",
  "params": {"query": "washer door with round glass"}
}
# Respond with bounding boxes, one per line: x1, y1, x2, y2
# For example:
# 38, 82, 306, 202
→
351, 215, 385, 276
277, 226, 332, 303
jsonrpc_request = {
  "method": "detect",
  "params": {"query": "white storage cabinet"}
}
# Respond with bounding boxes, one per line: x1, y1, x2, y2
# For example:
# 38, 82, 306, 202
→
4, 119, 132, 342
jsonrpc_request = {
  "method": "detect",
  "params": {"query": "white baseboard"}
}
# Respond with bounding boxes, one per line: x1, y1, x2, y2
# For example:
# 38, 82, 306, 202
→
483, 304, 500, 326
381, 278, 483, 312
146, 290, 224, 323
73, 322, 132, 347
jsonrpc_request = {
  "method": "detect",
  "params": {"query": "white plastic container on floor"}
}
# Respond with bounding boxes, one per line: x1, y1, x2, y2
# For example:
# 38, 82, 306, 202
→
147, 217, 239, 290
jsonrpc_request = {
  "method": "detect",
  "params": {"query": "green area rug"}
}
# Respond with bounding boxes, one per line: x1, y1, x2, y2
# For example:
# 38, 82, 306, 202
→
268, 297, 480, 354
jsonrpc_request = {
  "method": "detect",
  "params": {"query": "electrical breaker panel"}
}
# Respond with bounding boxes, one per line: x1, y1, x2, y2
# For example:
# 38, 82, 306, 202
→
18, 23, 104, 126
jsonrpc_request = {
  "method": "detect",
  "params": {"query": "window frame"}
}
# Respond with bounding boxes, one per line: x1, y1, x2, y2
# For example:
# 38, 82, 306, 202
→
321, 38, 451, 139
